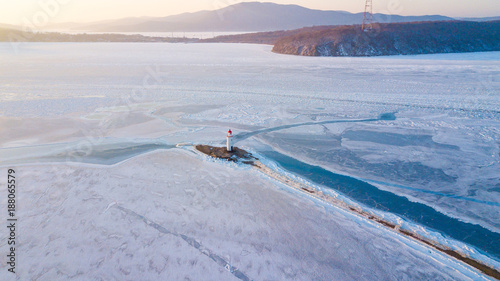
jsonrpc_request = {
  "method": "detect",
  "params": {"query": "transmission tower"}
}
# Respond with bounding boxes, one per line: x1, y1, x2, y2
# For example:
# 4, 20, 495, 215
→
362, 0, 373, 31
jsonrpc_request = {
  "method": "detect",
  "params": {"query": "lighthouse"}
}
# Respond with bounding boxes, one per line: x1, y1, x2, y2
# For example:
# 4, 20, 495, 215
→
227, 129, 234, 152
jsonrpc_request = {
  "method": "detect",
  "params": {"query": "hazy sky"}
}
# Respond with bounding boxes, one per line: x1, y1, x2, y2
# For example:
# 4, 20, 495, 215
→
1, 0, 499, 25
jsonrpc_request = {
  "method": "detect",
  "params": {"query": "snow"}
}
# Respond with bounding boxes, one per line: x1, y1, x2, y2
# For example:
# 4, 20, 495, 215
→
0, 150, 492, 280
0, 42, 499, 279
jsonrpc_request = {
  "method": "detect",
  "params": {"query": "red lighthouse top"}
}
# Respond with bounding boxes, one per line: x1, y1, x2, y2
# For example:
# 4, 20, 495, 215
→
228, 129, 232, 135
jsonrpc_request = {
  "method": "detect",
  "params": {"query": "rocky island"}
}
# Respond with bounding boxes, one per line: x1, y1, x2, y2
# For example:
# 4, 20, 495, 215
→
195, 145, 257, 164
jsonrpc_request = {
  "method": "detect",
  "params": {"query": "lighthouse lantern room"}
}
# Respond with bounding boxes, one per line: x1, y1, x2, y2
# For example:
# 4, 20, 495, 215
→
227, 129, 234, 152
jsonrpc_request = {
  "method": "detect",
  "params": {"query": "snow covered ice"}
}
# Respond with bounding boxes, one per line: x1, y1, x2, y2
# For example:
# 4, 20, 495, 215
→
0, 43, 499, 280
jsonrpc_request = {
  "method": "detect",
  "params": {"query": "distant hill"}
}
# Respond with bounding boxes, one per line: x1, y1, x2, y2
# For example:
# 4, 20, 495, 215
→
71, 2, 453, 32
0, 23, 20, 30
2, 3, 497, 33
271, 21, 500, 57
201, 26, 334, 45
458, 16, 500, 22
0, 28, 193, 43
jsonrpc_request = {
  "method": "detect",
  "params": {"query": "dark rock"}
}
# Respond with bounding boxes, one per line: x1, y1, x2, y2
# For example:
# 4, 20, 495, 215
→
195, 145, 256, 164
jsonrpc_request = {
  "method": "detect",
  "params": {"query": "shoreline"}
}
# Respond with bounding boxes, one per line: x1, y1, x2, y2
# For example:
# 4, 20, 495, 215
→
195, 145, 500, 280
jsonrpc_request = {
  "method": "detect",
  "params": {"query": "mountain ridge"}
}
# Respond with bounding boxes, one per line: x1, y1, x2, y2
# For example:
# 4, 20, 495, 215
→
48, 2, 454, 32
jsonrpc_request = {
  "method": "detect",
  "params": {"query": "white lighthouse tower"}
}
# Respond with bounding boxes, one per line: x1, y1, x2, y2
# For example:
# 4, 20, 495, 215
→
227, 129, 234, 152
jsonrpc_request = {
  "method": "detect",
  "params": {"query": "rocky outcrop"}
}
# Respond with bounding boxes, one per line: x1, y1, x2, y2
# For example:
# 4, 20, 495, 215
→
195, 145, 256, 164
272, 21, 500, 57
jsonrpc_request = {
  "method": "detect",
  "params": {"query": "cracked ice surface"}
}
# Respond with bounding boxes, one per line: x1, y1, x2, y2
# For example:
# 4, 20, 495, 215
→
0, 43, 499, 278
0, 151, 489, 280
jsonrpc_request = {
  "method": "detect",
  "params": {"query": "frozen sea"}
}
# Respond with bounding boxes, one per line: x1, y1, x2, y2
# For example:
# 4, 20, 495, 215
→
0, 42, 499, 280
